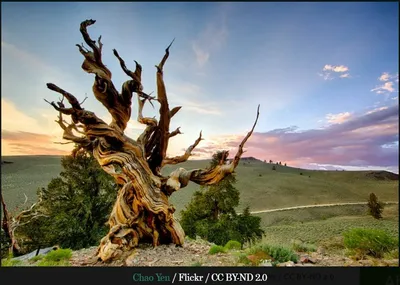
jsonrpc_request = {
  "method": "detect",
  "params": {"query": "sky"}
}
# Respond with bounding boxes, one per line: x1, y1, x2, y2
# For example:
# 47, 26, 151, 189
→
1, 2, 399, 173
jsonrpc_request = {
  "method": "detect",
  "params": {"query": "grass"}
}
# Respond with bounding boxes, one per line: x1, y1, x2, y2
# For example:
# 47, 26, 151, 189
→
1, 156, 63, 212
343, 228, 398, 259
291, 240, 317, 252
209, 245, 226, 255
2, 156, 398, 215
36, 248, 72, 266
259, 207, 399, 251
1, 258, 23, 267
239, 243, 298, 266
224, 240, 242, 251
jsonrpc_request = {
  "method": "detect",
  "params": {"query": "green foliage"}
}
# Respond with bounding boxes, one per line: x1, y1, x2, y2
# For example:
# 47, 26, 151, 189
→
224, 240, 242, 250
236, 252, 252, 265
235, 207, 265, 247
367, 192, 384, 219
343, 228, 398, 258
1, 257, 23, 267
250, 244, 298, 264
240, 243, 298, 266
43, 248, 72, 261
180, 151, 264, 247
291, 240, 317, 252
35, 248, 72, 266
209, 245, 226, 255
14, 151, 117, 253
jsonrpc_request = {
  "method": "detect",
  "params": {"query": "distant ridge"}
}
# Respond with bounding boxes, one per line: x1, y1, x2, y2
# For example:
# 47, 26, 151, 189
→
366, 171, 398, 181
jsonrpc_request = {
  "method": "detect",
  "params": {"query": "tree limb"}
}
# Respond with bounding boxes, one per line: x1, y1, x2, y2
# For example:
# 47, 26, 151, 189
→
162, 131, 202, 166
164, 105, 260, 193
169, 127, 182, 138
147, 40, 175, 173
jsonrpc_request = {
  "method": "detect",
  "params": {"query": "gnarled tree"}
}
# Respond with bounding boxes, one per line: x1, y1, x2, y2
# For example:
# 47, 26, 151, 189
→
44, 19, 260, 262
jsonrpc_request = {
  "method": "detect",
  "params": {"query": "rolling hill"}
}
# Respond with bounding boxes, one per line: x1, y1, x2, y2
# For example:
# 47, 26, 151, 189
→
1, 155, 398, 215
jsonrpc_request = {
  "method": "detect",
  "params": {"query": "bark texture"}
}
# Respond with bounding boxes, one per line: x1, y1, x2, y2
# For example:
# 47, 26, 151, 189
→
44, 19, 260, 262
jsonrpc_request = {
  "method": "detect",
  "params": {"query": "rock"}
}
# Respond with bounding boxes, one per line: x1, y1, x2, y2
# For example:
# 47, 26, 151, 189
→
13, 246, 59, 261
147, 259, 159, 266
276, 261, 295, 267
300, 255, 310, 263
259, 260, 273, 267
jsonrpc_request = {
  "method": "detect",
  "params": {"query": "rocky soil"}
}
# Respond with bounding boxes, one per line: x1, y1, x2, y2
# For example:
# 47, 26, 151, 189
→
9, 237, 398, 267
67, 238, 399, 267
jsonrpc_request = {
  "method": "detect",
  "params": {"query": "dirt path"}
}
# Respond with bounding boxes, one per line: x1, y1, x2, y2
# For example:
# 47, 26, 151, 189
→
250, 201, 399, 214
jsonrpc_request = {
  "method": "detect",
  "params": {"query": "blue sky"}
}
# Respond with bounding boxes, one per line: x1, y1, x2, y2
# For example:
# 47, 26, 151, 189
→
1, 2, 398, 173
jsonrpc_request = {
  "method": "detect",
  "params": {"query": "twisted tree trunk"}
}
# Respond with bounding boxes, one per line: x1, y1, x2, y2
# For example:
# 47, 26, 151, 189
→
44, 19, 260, 262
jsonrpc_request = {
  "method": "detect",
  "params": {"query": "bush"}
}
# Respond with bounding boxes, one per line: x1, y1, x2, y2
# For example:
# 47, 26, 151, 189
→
367, 193, 384, 219
180, 152, 264, 247
291, 240, 317, 252
343, 228, 398, 258
209, 245, 226, 255
247, 244, 298, 265
43, 248, 72, 262
1, 257, 23, 267
14, 152, 117, 253
224, 240, 241, 250
36, 248, 72, 266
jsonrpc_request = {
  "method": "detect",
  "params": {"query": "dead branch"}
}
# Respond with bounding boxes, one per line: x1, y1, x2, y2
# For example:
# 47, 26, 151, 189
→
164, 105, 260, 192
162, 131, 203, 166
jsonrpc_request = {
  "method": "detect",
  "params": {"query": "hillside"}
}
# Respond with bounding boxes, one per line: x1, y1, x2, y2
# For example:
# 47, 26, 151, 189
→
1, 155, 398, 215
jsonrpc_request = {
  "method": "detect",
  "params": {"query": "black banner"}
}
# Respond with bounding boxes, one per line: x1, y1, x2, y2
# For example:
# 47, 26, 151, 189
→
1, 267, 399, 285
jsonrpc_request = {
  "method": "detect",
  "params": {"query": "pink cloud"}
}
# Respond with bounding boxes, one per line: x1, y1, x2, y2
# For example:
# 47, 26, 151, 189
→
192, 105, 399, 171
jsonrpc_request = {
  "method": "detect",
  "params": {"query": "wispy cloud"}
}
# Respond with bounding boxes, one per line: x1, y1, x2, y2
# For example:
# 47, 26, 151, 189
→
318, 64, 351, 80
1, 99, 73, 155
191, 6, 229, 67
2, 130, 71, 155
193, 105, 399, 172
371, 72, 399, 95
325, 112, 352, 124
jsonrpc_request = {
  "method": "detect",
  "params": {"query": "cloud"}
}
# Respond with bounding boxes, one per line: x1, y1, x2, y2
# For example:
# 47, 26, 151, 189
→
371, 73, 399, 96
365, 106, 388, 115
323, 65, 349, 73
319, 64, 351, 80
191, 6, 229, 67
193, 105, 399, 172
379, 72, 391, 82
1, 98, 73, 155
2, 130, 71, 155
325, 112, 352, 124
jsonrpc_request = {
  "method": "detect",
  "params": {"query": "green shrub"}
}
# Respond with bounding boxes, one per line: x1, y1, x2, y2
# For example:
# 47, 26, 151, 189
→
367, 193, 384, 219
1, 258, 23, 267
291, 240, 317, 252
209, 245, 226, 255
224, 240, 242, 251
33, 248, 72, 266
236, 252, 252, 265
247, 244, 298, 265
343, 228, 398, 258
43, 248, 72, 262
13, 152, 117, 253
